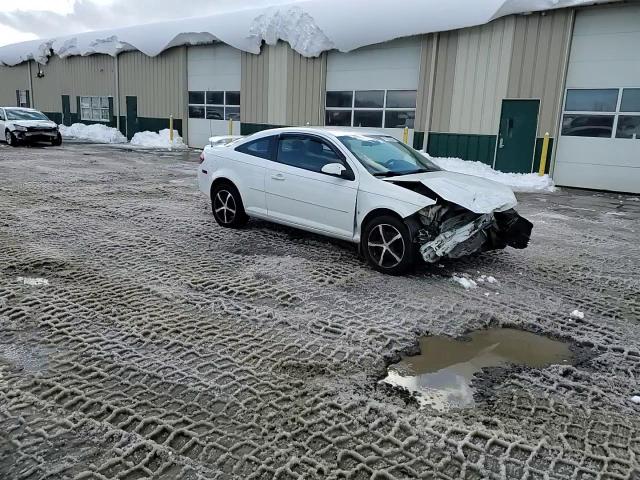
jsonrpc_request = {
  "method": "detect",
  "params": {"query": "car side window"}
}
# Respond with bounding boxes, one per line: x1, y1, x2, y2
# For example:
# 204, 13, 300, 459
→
235, 136, 275, 160
276, 135, 349, 175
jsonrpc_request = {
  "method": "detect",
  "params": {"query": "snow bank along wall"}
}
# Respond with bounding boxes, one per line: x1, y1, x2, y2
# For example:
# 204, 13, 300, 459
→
1, 2, 638, 193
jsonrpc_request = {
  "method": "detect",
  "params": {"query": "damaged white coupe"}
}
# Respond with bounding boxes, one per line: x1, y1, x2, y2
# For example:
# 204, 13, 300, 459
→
198, 128, 532, 274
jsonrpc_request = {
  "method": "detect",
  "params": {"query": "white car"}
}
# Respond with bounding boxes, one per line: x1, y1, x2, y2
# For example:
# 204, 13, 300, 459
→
198, 127, 532, 274
0, 107, 62, 147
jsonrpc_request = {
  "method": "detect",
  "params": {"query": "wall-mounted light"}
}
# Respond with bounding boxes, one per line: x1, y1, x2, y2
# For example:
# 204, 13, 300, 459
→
36, 67, 45, 78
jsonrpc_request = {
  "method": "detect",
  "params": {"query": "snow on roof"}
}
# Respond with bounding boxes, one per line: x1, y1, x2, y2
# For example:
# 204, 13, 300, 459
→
0, 0, 599, 66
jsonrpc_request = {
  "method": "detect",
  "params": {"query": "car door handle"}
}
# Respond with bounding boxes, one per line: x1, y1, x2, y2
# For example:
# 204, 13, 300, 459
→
271, 173, 285, 181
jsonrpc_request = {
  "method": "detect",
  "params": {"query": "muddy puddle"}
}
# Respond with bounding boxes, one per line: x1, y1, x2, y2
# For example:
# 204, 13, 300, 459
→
383, 328, 573, 411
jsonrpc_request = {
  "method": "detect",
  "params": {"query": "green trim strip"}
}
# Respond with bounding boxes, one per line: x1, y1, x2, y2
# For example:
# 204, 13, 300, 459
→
413, 131, 425, 150
240, 123, 285, 136
426, 133, 496, 166
532, 137, 554, 175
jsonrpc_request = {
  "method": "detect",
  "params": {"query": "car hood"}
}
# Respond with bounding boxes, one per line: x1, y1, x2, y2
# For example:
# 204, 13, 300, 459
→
383, 171, 517, 214
11, 120, 57, 128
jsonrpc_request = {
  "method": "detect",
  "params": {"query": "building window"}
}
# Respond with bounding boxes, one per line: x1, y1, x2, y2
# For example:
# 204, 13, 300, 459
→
188, 91, 241, 121
80, 96, 110, 122
561, 88, 640, 139
325, 90, 417, 129
17, 90, 30, 108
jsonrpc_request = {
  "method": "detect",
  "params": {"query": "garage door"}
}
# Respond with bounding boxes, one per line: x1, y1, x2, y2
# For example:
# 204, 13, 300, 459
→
554, 5, 640, 193
187, 44, 241, 148
325, 37, 421, 145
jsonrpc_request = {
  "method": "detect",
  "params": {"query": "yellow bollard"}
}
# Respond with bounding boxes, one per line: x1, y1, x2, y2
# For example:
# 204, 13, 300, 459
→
169, 115, 174, 143
403, 126, 409, 145
228, 117, 233, 136
538, 132, 550, 176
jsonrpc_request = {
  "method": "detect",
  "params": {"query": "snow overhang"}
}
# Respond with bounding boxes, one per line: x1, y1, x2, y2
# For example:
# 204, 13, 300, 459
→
0, 0, 603, 66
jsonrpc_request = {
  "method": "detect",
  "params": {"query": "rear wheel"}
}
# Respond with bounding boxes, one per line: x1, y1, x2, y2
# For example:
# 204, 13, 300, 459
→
361, 215, 415, 275
211, 182, 248, 228
5, 130, 17, 147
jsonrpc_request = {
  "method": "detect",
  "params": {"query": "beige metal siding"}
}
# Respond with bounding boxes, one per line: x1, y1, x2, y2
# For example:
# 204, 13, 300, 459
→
508, 9, 573, 136
415, 34, 435, 132
430, 31, 458, 133
241, 41, 326, 126
449, 16, 515, 135
30, 55, 115, 113
0, 63, 29, 106
118, 47, 186, 119
241, 48, 270, 124
286, 48, 325, 126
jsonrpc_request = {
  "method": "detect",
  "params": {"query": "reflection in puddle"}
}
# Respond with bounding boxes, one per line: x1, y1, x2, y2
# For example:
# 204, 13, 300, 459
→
383, 328, 573, 411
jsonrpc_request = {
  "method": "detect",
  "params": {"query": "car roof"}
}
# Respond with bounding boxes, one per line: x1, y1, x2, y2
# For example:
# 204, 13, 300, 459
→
249, 126, 396, 139
2, 107, 40, 112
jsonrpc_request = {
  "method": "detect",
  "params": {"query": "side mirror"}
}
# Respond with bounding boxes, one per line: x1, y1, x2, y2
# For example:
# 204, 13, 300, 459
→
321, 163, 347, 177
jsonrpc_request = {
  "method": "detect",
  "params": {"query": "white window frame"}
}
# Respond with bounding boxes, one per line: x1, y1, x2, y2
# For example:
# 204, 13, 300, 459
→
188, 90, 241, 121
325, 89, 417, 128
80, 96, 110, 122
560, 87, 640, 140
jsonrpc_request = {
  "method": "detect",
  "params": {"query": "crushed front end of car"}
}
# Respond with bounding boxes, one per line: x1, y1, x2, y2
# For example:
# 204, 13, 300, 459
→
415, 203, 533, 263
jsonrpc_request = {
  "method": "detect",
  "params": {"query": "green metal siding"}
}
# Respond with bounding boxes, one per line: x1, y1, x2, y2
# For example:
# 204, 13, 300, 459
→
240, 123, 284, 136
413, 131, 425, 150
532, 137, 554, 174
426, 133, 496, 166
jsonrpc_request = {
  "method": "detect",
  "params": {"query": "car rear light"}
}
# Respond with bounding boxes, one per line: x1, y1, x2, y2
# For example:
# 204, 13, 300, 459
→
199, 152, 205, 164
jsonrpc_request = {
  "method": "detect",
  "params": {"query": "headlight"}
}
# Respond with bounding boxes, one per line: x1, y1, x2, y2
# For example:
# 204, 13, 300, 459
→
13, 125, 27, 132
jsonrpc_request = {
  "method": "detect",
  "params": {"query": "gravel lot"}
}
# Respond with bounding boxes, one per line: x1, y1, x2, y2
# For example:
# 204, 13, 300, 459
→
1, 142, 639, 480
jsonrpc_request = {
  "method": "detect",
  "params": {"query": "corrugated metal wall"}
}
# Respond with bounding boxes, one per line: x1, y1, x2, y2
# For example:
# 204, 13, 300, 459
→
449, 16, 515, 135
429, 31, 458, 133
30, 55, 115, 113
286, 46, 325, 126
241, 48, 270, 125
241, 41, 326, 127
118, 47, 186, 119
508, 9, 573, 136
0, 63, 29, 106
414, 34, 435, 133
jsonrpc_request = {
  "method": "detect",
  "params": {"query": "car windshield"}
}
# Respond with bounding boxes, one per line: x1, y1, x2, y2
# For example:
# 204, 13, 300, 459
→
338, 134, 441, 176
5, 109, 49, 121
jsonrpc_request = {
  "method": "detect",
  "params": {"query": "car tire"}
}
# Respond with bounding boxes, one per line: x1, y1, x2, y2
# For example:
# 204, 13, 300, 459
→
5, 130, 17, 147
211, 182, 249, 228
361, 214, 415, 275
51, 133, 62, 146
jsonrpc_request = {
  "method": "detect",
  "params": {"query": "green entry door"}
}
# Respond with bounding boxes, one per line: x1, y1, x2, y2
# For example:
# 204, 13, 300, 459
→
494, 99, 540, 174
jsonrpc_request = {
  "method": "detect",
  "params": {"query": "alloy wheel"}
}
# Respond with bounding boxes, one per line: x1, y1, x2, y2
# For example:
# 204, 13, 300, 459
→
367, 223, 405, 269
5, 131, 12, 145
213, 190, 236, 224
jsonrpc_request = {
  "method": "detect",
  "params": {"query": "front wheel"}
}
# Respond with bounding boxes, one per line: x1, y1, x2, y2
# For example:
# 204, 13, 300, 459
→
51, 133, 62, 146
361, 215, 415, 275
5, 130, 17, 147
211, 183, 248, 228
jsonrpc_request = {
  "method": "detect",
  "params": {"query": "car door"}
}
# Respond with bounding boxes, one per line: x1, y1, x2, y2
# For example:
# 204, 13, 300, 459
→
225, 135, 277, 216
265, 133, 358, 239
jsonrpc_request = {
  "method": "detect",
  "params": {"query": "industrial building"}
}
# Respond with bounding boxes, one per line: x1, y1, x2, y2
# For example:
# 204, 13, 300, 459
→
0, 2, 638, 193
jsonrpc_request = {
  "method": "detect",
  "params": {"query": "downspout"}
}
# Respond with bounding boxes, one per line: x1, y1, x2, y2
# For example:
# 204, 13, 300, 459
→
114, 54, 120, 132
27, 60, 35, 108
549, 8, 575, 178
423, 33, 439, 152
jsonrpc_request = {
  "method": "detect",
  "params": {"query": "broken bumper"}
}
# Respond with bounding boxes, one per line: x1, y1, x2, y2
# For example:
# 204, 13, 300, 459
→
419, 209, 533, 263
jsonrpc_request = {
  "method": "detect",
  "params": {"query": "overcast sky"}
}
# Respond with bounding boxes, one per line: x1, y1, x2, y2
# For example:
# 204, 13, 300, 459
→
0, 0, 294, 47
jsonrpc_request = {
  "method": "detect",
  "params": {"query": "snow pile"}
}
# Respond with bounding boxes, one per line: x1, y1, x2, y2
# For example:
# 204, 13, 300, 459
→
17, 276, 49, 286
130, 129, 187, 149
0, 0, 597, 65
451, 275, 477, 289
425, 154, 556, 193
476, 274, 498, 284
631, 396, 640, 405
59, 123, 127, 144
570, 309, 585, 320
